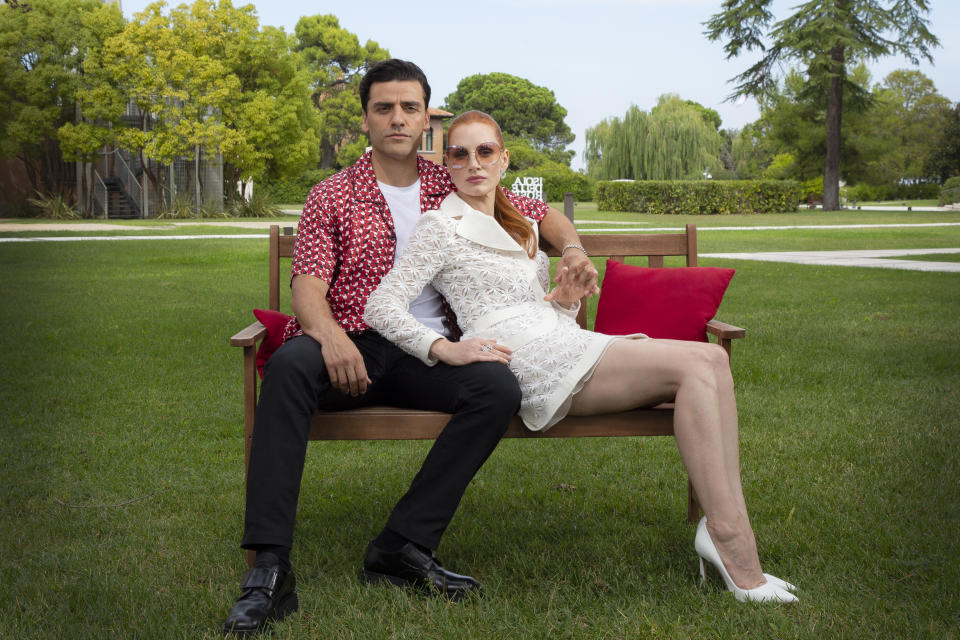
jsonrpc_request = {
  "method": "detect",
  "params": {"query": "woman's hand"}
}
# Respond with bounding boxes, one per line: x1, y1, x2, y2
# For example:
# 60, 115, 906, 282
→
544, 263, 595, 308
429, 337, 512, 366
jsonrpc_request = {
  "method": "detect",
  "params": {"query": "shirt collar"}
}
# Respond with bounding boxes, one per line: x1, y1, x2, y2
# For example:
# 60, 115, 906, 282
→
353, 151, 454, 203
438, 192, 529, 253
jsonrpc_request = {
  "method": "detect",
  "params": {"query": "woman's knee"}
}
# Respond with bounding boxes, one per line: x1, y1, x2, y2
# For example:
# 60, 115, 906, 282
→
677, 343, 729, 389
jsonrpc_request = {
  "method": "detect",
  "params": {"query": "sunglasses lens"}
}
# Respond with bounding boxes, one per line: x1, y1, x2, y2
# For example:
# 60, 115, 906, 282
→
476, 144, 499, 164
446, 147, 469, 168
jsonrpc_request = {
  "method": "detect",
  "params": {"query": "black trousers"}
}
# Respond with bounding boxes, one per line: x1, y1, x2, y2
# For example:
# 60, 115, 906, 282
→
241, 332, 520, 551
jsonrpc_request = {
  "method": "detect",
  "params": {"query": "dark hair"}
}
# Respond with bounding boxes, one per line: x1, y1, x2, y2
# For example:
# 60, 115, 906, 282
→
447, 110, 536, 258
359, 59, 431, 112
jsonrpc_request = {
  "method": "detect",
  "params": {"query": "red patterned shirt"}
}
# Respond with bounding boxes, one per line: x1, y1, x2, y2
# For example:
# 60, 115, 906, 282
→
284, 151, 549, 340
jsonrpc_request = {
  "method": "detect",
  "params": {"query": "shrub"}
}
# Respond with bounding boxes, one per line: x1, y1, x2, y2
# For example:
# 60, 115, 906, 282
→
27, 191, 81, 219
941, 176, 960, 205
257, 169, 336, 204
230, 191, 283, 218
594, 180, 802, 214
503, 166, 593, 202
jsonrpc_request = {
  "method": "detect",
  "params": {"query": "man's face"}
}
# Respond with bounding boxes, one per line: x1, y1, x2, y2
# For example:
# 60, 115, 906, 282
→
362, 80, 430, 161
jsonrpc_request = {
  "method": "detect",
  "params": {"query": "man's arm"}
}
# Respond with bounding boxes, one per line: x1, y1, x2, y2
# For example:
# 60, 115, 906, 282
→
538, 207, 599, 303
291, 274, 370, 396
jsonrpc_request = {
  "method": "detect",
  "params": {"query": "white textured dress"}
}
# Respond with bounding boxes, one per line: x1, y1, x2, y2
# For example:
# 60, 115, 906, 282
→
364, 193, 644, 431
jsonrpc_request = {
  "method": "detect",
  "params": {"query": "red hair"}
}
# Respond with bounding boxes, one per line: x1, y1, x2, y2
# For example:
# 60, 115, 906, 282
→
447, 111, 537, 258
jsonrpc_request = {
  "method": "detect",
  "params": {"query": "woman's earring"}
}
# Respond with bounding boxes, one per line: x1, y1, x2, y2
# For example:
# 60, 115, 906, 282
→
500, 169, 507, 179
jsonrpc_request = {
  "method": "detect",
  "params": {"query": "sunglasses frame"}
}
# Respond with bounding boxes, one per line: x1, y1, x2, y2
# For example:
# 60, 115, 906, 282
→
444, 141, 504, 169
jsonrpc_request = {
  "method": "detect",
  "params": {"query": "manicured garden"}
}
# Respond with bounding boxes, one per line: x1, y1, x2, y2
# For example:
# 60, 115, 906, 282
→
1, 212, 958, 638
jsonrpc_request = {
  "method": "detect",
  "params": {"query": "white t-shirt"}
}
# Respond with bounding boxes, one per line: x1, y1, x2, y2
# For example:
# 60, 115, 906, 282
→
378, 179, 451, 338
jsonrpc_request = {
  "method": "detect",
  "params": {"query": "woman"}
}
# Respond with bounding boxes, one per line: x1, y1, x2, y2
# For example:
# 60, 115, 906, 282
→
364, 110, 797, 603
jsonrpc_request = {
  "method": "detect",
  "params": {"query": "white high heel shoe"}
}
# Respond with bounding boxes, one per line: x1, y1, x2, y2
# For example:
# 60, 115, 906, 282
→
695, 517, 798, 603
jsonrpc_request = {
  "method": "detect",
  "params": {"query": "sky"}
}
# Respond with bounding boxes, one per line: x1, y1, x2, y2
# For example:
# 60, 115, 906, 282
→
119, 0, 960, 171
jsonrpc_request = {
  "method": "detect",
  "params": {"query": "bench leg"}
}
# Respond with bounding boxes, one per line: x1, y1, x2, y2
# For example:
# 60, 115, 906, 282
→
687, 479, 701, 523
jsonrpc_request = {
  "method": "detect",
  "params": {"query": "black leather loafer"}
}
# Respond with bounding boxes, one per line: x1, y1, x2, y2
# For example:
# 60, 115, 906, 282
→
222, 562, 298, 637
361, 541, 481, 600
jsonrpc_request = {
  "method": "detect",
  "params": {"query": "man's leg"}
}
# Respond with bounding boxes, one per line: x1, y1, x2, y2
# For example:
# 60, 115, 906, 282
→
379, 358, 521, 549
226, 333, 389, 636
360, 355, 520, 598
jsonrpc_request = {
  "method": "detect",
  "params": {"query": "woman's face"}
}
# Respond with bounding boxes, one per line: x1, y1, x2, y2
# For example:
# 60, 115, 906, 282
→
445, 121, 509, 200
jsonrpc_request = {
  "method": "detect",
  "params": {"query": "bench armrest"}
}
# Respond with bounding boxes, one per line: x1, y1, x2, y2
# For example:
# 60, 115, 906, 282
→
706, 319, 746, 340
230, 321, 267, 347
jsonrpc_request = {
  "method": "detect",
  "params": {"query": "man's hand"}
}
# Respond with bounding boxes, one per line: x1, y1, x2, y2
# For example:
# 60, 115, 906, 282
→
311, 327, 371, 396
429, 337, 512, 367
291, 274, 370, 396
544, 249, 599, 305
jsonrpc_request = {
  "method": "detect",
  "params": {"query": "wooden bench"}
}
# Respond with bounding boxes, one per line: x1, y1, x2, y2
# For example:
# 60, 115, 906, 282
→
230, 223, 746, 542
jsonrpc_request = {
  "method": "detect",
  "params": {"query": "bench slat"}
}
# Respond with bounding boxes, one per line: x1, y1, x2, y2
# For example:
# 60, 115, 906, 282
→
307, 405, 675, 440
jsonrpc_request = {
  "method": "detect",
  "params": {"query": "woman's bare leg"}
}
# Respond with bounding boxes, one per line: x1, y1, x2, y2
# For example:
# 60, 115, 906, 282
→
569, 338, 764, 588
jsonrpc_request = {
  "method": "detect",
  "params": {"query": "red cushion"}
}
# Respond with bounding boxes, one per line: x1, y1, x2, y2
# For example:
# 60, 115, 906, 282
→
594, 260, 735, 341
253, 309, 293, 378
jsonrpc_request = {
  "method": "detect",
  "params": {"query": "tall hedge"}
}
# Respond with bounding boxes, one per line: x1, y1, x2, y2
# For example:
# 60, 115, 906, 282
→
595, 180, 802, 214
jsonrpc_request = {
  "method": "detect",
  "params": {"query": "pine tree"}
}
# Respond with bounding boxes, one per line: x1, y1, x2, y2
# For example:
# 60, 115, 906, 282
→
705, 0, 939, 210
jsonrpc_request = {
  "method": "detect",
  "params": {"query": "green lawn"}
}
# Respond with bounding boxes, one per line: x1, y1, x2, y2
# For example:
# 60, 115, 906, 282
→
1, 214, 958, 638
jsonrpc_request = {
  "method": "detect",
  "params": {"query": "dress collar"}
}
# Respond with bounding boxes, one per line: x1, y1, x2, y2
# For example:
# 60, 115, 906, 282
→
438, 192, 530, 253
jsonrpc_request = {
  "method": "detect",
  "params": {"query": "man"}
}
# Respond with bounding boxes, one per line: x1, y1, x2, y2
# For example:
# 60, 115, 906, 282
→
223, 59, 596, 637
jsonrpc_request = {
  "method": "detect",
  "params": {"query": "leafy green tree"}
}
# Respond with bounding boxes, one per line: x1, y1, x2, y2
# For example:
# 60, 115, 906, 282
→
0, 0, 123, 201
867, 70, 950, 184
673, 100, 722, 131
584, 95, 723, 181
706, 0, 940, 210
61, 0, 319, 210
443, 73, 575, 164
294, 14, 389, 169
729, 120, 775, 179
926, 102, 960, 181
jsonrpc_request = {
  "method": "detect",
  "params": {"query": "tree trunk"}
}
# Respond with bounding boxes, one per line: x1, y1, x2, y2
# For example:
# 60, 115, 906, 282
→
822, 45, 845, 211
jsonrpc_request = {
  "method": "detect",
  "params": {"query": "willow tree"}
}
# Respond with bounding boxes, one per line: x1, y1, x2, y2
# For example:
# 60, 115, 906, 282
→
705, 0, 939, 210
584, 95, 722, 181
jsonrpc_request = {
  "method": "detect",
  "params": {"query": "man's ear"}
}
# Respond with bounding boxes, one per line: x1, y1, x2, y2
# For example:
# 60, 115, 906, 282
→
361, 108, 369, 133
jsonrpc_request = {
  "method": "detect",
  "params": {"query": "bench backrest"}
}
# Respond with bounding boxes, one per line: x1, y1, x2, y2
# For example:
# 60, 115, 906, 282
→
266, 223, 698, 329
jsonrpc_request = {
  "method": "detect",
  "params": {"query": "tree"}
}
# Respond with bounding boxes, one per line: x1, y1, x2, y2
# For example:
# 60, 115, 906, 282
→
294, 14, 389, 169
584, 95, 723, 181
61, 0, 319, 211
443, 73, 575, 164
0, 0, 123, 200
729, 120, 775, 178
926, 102, 960, 181
868, 70, 950, 184
706, 0, 939, 210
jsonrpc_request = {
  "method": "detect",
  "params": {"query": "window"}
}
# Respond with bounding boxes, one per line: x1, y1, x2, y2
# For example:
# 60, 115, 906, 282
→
421, 127, 433, 152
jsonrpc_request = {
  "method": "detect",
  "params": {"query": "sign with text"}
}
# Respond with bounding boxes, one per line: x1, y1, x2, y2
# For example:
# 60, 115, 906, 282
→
510, 176, 543, 202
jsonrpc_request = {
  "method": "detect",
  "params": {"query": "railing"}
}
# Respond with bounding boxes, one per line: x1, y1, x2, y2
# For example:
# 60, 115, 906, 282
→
113, 151, 143, 216
93, 170, 108, 219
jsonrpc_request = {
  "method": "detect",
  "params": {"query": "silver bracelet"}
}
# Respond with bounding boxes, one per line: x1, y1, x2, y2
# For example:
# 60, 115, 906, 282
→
561, 243, 588, 257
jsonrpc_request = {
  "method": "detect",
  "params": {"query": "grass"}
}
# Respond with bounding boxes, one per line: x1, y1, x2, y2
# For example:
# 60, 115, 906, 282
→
1, 214, 959, 638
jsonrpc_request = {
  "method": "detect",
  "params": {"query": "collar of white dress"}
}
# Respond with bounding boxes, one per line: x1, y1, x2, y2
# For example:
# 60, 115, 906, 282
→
438, 192, 533, 254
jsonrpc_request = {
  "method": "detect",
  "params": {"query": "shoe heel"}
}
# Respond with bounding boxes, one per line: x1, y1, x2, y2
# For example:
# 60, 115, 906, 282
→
699, 556, 708, 583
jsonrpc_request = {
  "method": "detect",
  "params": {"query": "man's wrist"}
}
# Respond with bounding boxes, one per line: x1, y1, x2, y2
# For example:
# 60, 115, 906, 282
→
561, 243, 588, 258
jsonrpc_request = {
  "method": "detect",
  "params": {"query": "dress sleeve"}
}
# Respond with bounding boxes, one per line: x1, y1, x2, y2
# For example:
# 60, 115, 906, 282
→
364, 211, 453, 365
536, 248, 580, 320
